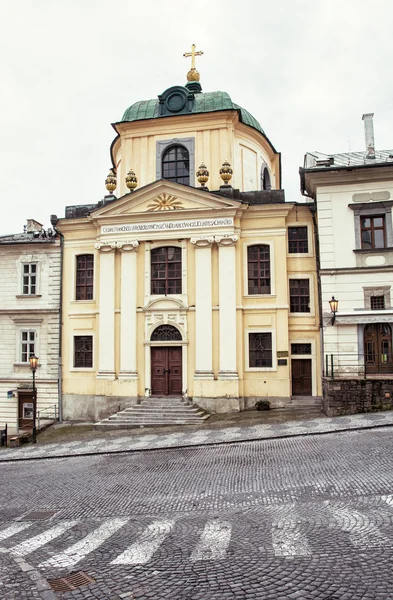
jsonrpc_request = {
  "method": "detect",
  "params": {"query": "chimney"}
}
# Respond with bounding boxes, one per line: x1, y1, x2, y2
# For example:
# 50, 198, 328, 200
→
362, 113, 375, 159
26, 219, 43, 233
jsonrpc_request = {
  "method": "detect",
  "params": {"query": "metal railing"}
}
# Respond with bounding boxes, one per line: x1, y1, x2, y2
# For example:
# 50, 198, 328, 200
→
36, 404, 58, 429
325, 353, 393, 379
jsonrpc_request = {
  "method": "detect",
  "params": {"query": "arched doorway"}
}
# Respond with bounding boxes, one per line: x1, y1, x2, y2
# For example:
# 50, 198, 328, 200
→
364, 323, 393, 374
150, 325, 183, 396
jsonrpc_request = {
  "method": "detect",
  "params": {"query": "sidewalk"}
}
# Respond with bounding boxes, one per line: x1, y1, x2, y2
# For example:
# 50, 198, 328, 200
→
1, 409, 393, 462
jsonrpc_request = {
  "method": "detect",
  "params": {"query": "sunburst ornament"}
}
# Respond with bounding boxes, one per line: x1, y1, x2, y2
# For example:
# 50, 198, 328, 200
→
146, 193, 184, 211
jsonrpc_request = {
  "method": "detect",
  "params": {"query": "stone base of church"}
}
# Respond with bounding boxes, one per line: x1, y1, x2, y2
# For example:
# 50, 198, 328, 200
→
62, 394, 138, 422
194, 395, 293, 414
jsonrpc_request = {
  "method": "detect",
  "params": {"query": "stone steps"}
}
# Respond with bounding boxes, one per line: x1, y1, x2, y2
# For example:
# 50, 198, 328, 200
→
95, 397, 210, 429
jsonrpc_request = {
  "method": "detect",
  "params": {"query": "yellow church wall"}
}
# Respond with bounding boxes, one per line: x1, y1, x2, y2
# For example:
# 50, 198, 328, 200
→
113, 111, 277, 196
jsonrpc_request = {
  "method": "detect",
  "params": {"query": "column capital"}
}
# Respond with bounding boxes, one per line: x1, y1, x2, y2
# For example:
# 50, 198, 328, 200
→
190, 236, 214, 248
94, 242, 116, 253
117, 240, 139, 252
215, 235, 238, 247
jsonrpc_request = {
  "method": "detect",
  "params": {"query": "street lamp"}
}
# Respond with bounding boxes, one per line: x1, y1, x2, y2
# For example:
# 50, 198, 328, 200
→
29, 354, 39, 444
329, 296, 339, 326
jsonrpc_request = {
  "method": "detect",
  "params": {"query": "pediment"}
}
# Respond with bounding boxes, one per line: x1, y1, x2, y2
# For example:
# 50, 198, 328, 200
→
90, 180, 239, 219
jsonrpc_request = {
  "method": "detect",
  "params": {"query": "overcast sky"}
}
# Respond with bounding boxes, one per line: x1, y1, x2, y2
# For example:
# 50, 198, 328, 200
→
1, 0, 392, 235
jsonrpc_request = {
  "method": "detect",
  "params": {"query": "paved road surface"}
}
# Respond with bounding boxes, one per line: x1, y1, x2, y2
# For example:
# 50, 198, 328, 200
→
1, 428, 393, 599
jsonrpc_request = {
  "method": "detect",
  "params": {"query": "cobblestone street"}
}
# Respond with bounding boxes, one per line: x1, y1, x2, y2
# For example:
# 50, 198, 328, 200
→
1, 428, 393, 599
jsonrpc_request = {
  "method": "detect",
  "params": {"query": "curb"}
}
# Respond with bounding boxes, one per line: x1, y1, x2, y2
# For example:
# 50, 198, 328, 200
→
0, 548, 57, 600
0, 421, 392, 463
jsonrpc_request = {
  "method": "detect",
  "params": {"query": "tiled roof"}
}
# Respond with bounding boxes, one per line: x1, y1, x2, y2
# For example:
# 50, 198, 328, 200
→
304, 150, 393, 169
120, 90, 265, 135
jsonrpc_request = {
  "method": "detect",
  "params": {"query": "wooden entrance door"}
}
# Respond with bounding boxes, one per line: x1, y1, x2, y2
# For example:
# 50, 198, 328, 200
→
291, 359, 312, 396
151, 347, 182, 396
364, 323, 393, 374
18, 391, 35, 429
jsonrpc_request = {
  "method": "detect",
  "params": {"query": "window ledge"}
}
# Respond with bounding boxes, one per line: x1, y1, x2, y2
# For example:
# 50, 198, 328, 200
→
13, 363, 31, 368
16, 294, 42, 299
70, 300, 95, 304
353, 247, 393, 254
69, 368, 95, 372
244, 294, 276, 299
287, 252, 313, 258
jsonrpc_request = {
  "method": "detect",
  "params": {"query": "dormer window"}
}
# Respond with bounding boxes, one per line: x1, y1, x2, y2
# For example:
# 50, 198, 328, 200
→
162, 145, 190, 186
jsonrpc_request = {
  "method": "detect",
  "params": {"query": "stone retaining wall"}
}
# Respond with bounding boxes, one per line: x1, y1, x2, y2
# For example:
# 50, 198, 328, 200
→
323, 377, 393, 416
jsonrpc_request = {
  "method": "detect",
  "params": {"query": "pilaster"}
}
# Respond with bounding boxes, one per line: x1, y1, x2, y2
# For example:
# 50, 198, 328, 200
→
217, 235, 238, 379
118, 241, 139, 380
95, 242, 116, 379
191, 237, 214, 379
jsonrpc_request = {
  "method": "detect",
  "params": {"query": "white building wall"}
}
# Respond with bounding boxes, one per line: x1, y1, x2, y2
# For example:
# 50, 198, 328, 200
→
0, 241, 61, 432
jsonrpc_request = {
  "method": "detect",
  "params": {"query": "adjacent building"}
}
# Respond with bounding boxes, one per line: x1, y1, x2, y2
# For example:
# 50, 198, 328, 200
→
300, 113, 393, 415
55, 63, 321, 421
0, 220, 61, 432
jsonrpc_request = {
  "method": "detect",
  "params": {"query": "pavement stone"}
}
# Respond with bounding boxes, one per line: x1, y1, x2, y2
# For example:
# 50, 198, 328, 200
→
0, 410, 393, 462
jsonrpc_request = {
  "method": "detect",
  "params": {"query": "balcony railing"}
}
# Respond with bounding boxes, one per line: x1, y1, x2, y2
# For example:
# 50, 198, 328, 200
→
325, 353, 393, 379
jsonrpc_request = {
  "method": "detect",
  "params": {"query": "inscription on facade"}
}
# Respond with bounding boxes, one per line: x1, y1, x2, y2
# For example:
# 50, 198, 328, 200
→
101, 217, 234, 235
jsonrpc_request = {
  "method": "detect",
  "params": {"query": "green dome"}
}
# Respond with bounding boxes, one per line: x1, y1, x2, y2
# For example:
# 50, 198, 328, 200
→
120, 90, 265, 136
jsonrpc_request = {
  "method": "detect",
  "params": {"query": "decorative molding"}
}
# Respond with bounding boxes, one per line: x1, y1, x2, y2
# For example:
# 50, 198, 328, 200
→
147, 193, 184, 212
117, 240, 139, 252
94, 242, 116, 253
190, 236, 215, 248
215, 235, 238, 247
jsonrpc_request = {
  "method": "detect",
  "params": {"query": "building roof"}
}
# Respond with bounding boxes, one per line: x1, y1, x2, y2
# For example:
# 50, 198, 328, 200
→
303, 150, 393, 170
0, 231, 56, 245
120, 90, 265, 136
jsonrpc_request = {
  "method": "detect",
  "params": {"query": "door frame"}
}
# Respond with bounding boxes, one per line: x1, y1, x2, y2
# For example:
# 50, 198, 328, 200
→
145, 342, 188, 398
290, 339, 317, 397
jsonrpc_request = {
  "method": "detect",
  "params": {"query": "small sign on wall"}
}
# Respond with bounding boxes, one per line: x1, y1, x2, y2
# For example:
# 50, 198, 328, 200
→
7, 391, 15, 399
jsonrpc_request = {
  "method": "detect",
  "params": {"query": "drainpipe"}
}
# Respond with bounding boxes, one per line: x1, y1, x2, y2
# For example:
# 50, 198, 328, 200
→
51, 216, 63, 423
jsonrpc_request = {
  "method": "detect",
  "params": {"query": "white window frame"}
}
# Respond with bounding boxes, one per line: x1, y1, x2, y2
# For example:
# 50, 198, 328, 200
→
144, 240, 188, 307
288, 274, 315, 317
19, 329, 37, 364
243, 240, 275, 298
287, 224, 313, 257
70, 332, 95, 372
245, 328, 277, 372
19, 261, 40, 296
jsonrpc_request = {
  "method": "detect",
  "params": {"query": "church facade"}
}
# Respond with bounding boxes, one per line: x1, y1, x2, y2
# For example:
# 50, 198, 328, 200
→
56, 62, 321, 421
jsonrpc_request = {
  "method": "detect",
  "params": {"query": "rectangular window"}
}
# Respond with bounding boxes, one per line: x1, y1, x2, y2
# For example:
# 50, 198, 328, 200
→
370, 295, 385, 310
22, 263, 37, 295
361, 216, 386, 249
288, 227, 308, 253
76, 255, 94, 300
74, 336, 93, 368
289, 279, 310, 313
20, 330, 36, 363
291, 343, 312, 355
249, 332, 272, 368
247, 245, 271, 294
151, 247, 182, 295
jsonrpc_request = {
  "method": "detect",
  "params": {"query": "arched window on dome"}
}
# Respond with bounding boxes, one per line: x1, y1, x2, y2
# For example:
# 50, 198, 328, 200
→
261, 164, 272, 191
162, 145, 190, 185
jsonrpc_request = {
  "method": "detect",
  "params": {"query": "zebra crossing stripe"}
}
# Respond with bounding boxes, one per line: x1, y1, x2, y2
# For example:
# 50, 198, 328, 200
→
382, 495, 393, 507
111, 519, 174, 565
39, 518, 129, 568
272, 520, 311, 557
10, 520, 79, 557
0, 522, 32, 541
330, 507, 389, 548
190, 520, 232, 561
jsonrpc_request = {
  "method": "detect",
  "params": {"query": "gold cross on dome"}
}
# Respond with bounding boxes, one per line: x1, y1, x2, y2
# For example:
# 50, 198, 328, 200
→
183, 44, 203, 70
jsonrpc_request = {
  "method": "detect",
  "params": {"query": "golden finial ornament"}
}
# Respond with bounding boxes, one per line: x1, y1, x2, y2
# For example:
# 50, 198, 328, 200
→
105, 168, 117, 194
125, 168, 138, 192
219, 160, 233, 185
196, 162, 209, 187
183, 43, 203, 82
